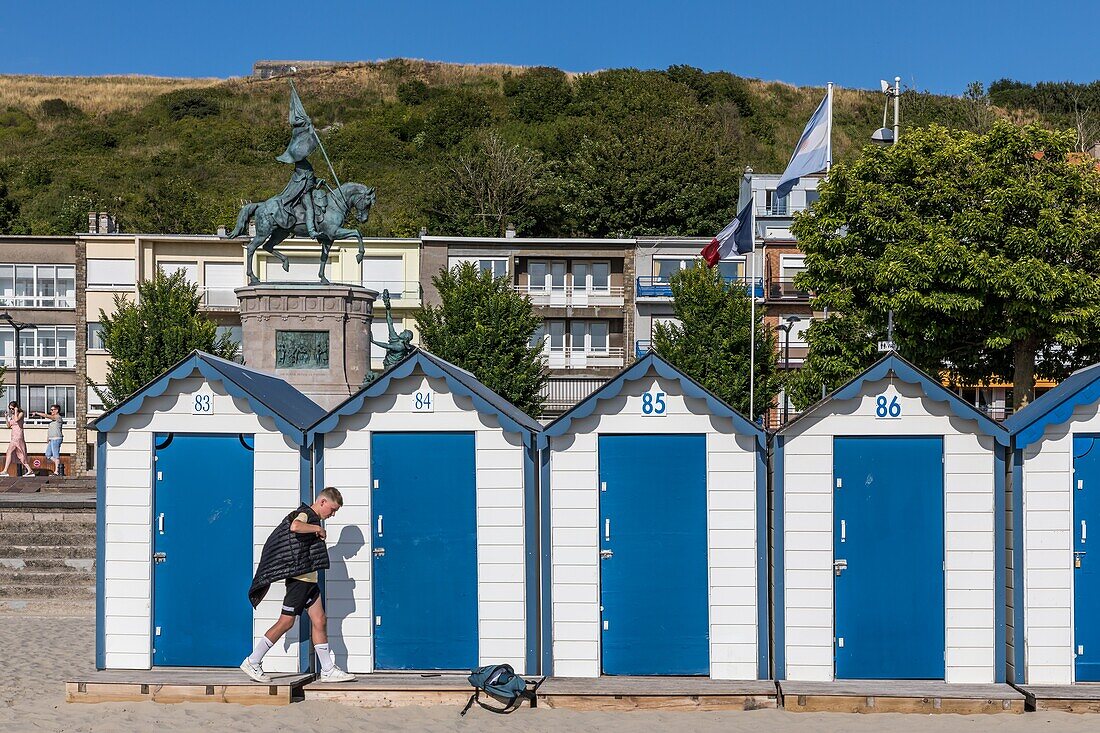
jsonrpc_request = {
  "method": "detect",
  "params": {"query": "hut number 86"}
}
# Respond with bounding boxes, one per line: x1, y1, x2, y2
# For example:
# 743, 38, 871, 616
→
875, 395, 901, 418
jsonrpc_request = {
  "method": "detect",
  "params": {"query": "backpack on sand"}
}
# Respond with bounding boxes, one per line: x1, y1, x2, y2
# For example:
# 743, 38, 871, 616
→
460, 664, 540, 716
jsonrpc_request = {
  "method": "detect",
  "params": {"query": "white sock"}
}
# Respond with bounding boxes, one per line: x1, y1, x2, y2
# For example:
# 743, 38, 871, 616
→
247, 635, 275, 665
315, 643, 335, 673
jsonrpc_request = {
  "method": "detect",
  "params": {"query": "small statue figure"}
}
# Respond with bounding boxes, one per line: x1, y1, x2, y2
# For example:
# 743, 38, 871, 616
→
370, 289, 414, 369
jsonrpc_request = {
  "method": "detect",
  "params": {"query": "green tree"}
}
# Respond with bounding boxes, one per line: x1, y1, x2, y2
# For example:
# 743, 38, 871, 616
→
0, 177, 26, 234
415, 262, 547, 415
785, 310, 880, 409
793, 121, 1100, 409
94, 269, 239, 410
503, 67, 572, 123
652, 264, 778, 419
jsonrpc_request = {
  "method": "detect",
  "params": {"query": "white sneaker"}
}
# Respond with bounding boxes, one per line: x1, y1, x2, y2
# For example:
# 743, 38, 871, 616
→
240, 658, 271, 683
318, 665, 356, 683
21, 470, 34, 477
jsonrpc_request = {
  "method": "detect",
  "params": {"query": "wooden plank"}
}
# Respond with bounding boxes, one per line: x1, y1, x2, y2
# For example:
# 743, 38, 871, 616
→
65, 681, 296, 706
1035, 699, 1100, 713
783, 694, 1023, 714
303, 690, 475, 707
778, 680, 1024, 700
1018, 684, 1100, 701
538, 676, 777, 696
540, 694, 776, 711
301, 674, 472, 692
66, 668, 312, 687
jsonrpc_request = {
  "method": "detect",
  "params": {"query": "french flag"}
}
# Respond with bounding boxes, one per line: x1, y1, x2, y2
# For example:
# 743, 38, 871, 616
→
700, 199, 754, 266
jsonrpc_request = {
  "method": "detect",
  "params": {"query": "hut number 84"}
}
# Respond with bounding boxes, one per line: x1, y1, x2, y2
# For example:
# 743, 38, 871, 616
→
875, 395, 902, 418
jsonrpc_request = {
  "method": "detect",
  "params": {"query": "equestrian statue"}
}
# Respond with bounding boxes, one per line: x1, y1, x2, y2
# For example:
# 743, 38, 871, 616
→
227, 80, 376, 285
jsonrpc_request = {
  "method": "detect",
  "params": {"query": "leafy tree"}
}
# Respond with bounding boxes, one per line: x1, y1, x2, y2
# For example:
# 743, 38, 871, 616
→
653, 263, 778, 419
785, 310, 880, 409
415, 262, 546, 415
793, 121, 1100, 409
422, 90, 492, 148
503, 67, 572, 122
0, 177, 26, 234
94, 269, 239, 410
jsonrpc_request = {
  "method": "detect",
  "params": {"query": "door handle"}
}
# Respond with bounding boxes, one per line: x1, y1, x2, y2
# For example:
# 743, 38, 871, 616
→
157, 513, 165, 534
604, 519, 611, 541
840, 519, 846, 543
1083, 520, 1088, 544
377, 515, 383, 537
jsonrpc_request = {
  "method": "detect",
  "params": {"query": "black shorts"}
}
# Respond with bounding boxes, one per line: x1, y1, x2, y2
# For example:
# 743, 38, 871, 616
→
281, 578, 320, 617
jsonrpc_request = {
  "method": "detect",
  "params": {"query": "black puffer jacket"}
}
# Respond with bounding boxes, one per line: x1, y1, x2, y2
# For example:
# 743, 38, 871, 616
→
248, 503, 331, 608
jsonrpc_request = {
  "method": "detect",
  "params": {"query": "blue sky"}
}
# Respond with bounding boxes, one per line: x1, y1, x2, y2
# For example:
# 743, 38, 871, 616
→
3, 1, 1099, 94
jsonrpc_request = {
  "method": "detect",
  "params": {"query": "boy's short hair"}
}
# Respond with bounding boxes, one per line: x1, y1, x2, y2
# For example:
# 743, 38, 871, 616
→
50, 404, 62, 415
318, 486, 343, 506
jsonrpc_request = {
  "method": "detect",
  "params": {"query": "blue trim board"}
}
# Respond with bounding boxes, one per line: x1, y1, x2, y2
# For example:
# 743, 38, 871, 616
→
309, 349, 540, 443
1007, 362, 1100, 452
1012, 449, 1027, 682
772, 436, 786, 680
778, 352, 1009, 446
524, 444, 539, 675
539, 351, 766, 450
298, 444, 312, 674
539, 447, 553, 676
92, 351, 321, 444
95, 432, 107, 669
994, 446, 1007, 683
755, 445, 769, 680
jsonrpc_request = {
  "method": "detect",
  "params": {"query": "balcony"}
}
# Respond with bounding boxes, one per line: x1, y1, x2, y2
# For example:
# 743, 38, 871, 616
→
514, 285, 625, 308
0, 295, 76, 309
198, 287, 240, 309
0, 354, 76, 369
358, 281, 423, 302
540, 346, 625, 370
635, 339, 652, 358
636, 276, 764, 299
540, 377, 606, 417
768, 278, 811, 301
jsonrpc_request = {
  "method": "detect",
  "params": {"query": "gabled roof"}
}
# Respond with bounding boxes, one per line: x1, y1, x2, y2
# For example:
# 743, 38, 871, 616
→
308, 348, 542, 442
778, 351, 1009, 446
1005, 361, 1100, 451
538, 350, 766, 449
92, 351, 325, 444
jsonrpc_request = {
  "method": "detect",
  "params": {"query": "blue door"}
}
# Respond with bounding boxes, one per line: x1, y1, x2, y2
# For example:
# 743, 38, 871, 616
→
598, 434, 708, 675
833, 436, 944, 679
1073, 435, 1100, 681
153, 433, 254, 667
372, 432, 477, 670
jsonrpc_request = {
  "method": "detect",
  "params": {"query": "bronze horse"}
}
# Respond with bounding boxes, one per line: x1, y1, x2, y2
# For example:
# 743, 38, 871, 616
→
228, 182, 375, 285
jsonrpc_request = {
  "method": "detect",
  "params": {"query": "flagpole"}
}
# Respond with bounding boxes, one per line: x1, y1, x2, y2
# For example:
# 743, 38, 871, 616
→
826, 82, 833, 172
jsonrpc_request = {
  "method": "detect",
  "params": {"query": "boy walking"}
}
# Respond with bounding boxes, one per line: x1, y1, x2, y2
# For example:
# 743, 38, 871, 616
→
241, 486, 355, 683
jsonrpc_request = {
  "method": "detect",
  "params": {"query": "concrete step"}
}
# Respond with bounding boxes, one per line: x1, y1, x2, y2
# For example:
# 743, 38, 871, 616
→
0, 544, 94, 559
0, 557, 95, 571
0, 529, 96, 546
0, 568, 96, 586
0, 597, 95, 615
1, 519, 96, 534
1, 584, 95, 599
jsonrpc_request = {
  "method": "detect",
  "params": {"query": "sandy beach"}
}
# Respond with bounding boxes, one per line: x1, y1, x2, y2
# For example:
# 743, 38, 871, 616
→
0, 611, 1095, 732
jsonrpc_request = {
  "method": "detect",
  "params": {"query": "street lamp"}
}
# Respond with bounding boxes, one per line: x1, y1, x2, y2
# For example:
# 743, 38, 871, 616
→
777, 315, 802, 424
872, 76, 902, 146
0, 313, 34, 407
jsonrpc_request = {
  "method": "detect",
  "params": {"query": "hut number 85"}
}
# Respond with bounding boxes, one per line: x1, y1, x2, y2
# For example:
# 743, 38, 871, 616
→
641, 391, 667, 416
875, 395, 901, 418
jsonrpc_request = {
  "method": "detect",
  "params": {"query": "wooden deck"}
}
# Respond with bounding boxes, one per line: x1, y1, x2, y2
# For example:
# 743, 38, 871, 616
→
537, 676, 778, 711
302, 673, 479, 707
1015, 684, 1100, 712
778, 680, 1026, 714
65, 668, 314, 705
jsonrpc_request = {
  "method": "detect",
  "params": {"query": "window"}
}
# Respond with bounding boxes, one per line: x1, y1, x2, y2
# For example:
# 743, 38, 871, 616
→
362, 256, 405, 296
1, 385, 76, 424
370, 319, 392, 347
215, 325, 244, 362
534, 320, 565, 350
570, 321, 609, 353
779, 255, 807, 293
779, 316, 811, 346
204, 262, 242, 307
448, 257, 508, 279
652, 257, 688, 281
0, 264, 76, 307
0, 326, 76, 368
87, 386, 106, 415
766, 189, 789, 216
717, 259, 746, 283
159, 261, 198, 284
87, 323, 106, 351
573, 261, 611, 292
88, 259, 135, 288
805, 190, 820, 208
528, 261, 548, 291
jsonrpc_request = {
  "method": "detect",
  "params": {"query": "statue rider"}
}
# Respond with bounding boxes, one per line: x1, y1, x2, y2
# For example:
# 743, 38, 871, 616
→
370, 289, 414, 368
274, 83, 323, 238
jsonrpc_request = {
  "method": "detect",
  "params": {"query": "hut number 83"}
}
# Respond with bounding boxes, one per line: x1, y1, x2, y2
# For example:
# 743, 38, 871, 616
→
875, 395, 902, 418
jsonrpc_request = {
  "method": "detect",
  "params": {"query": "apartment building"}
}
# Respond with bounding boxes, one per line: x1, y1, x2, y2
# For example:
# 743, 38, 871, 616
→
0, 235, 82, 473
420, 235, 635, 416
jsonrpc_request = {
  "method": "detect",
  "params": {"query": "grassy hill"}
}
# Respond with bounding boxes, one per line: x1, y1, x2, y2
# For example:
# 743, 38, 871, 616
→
0, 60, 1081, 237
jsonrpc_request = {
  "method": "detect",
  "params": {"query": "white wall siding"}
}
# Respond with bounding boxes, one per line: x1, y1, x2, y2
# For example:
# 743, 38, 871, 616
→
781, 379, 998, 683
321, 372, 530, 674
549, 372, 760, 679
101, 373, 303, 670
1020, 401, 1100, 684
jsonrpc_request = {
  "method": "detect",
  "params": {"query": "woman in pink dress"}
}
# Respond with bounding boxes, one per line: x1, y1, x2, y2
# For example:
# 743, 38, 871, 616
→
2, 401, 33, 477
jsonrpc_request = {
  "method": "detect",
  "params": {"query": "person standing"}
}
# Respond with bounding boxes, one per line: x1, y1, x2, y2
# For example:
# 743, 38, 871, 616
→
31, 404, 63, 476
241, 486, 355, 683
1, 402, 33, 477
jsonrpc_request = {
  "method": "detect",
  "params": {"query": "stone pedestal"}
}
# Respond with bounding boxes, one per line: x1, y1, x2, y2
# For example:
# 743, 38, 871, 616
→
237, 284, 377, 410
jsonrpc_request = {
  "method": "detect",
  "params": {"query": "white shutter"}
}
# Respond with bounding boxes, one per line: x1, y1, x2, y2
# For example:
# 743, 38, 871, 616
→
159, 261, 198, 284
362, 257, 405, 296
204, 263, 243, 307
88, 259, 135, 287
265, 258, 330, 282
